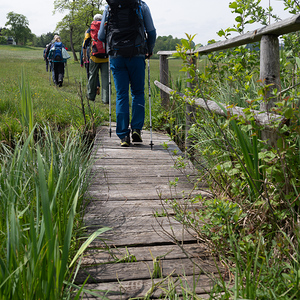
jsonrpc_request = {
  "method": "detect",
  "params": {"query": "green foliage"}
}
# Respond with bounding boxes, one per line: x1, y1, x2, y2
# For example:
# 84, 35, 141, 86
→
5, 12, 33, 45
0, 123, 111, 299
152, 35, 187, 58
34, 32, 54, 48
54, 0, 105, 54
161, 2, 300, 298
0, 36, 7, 45
226, 0, 276, 33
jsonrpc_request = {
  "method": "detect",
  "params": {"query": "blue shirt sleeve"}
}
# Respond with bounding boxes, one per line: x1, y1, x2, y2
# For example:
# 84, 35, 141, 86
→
141, 1, 156, 54
98, 6, 108, 42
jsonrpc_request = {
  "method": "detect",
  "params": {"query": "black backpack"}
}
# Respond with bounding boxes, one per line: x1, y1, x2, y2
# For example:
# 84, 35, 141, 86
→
106, 0, 147, 57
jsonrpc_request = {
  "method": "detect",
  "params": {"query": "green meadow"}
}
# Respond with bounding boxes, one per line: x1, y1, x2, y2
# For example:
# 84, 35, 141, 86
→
0, 45, 185, 146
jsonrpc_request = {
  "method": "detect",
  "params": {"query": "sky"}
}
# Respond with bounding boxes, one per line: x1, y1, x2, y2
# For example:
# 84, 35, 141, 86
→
0, 0, 293, 46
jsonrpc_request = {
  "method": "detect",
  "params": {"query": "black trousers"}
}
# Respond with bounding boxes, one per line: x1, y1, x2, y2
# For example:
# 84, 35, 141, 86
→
52, 62, 65, 84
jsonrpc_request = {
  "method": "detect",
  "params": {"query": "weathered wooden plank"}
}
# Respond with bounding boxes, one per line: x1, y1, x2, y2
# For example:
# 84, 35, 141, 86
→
85, 213, 183, 227
86, 189, 208, 202
88, 174, 200, 185
80, 274, 214, 299
81, 243, 210, 266
85, 214, 201, 246
88, 179, 198, 190
87, 231, 198, 248
93, 151, 182, 164
84, 215, 201, 243
84, 199, 203, 218
89, 171, 199, 182
75, 258, 219, 284
91, 163, 195, 174
92, 154, 188, 164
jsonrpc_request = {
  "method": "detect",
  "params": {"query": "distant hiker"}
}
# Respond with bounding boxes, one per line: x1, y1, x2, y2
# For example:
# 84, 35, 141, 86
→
98, 0, 156, 147
80, 32, 90, 79
43, 43, 51, 72
46, 35, 70, 87
83, 14, 109, 103
81, 30, 100, 95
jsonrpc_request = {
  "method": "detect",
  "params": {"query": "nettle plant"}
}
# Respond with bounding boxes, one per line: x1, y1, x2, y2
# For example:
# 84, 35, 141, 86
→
168, 11, 300, 297
164, 2, 300, 298
170, 0, 300, 228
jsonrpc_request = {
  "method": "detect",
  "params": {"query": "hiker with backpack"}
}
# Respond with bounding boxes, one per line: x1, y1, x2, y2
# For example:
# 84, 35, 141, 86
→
43, 43, 51, 72
46, 35, 70, 87
81, 30, 101, 95
98, 0, 156, 147
83, 14, 109, 103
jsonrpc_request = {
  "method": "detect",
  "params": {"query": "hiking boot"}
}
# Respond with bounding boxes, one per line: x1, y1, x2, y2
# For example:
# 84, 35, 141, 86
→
132, 129, 142, 143
120, 135, 130, 147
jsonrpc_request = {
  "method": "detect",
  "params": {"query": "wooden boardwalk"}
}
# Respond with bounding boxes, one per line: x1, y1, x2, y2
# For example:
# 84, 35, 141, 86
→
76, 126, 218, 299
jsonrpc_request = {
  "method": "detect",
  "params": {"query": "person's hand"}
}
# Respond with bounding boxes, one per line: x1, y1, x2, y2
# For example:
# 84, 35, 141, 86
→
145, 53, 152, 60
83, 56, 88, 63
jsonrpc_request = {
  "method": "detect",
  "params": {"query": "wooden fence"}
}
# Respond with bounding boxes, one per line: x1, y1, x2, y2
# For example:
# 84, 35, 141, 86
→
154, 14, 300, 148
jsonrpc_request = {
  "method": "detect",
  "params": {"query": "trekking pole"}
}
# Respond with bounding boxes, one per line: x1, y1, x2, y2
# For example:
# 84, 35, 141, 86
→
108, 59, 112, 138
65, 62, 69, 85
148, 59, 154, 150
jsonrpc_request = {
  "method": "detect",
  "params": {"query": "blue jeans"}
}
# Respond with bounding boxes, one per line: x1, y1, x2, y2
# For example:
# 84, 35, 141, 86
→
109, 56, 145, 139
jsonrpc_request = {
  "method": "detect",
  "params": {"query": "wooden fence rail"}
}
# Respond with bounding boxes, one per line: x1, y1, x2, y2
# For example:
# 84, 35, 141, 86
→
153, 80, 283, 129
155, 14, 300, 148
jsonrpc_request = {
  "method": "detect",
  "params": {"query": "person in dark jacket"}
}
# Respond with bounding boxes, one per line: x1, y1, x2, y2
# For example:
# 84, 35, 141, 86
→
43, 43, 51, 72
45, 35, 66, 87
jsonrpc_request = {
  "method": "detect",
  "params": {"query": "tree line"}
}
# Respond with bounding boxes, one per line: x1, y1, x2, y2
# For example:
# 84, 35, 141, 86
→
0, 10, 185, 59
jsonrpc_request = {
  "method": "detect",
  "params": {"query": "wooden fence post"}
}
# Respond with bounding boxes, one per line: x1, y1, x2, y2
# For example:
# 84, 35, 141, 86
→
259, 34, 280, 146
260, 34, 280, 111
159, 54, 169, 108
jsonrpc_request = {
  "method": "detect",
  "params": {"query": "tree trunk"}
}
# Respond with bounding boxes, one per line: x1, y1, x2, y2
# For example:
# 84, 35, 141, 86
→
69, 25, 78, 62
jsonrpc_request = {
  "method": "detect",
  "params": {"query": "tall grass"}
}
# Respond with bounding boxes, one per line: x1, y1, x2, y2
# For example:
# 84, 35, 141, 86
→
0, 72, 111, 299
0, 125, 111, 299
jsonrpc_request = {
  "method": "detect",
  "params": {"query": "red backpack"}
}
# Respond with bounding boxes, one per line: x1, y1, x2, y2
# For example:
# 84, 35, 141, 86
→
90, 20, 108, 58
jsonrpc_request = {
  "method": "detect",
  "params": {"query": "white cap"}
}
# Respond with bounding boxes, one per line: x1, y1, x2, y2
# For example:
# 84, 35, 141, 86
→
94, 14, 102, 20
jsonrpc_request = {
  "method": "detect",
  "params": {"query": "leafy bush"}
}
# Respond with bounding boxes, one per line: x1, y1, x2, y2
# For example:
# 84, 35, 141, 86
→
162, 15, 300, 298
